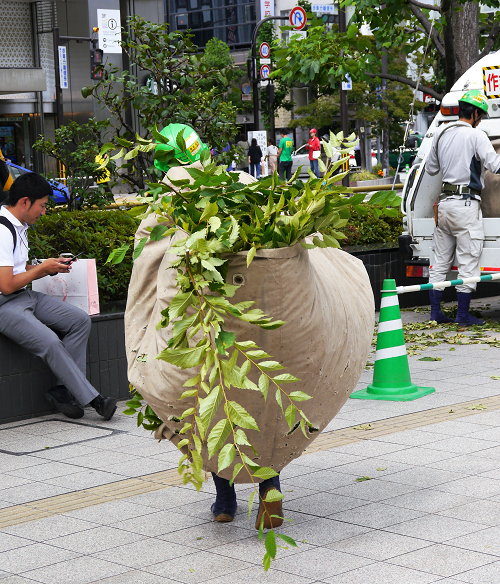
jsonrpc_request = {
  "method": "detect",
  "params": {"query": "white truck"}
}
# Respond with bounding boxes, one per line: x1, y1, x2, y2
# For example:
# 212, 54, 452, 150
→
400, 51, 500, 279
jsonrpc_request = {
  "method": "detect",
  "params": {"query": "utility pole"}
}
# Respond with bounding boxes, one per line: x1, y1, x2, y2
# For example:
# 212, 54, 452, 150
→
338, 4, 349, 187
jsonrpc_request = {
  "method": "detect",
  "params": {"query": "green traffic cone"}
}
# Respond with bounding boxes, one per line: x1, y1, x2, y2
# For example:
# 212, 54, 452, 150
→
350, 278, 435, 401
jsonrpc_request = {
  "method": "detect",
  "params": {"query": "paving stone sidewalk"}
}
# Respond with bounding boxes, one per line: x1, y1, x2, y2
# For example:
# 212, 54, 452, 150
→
2, 297, 500, 583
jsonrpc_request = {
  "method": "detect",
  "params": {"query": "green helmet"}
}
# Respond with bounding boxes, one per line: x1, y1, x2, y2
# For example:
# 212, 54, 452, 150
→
154, 123, 209, 172
458, 90, 488, 114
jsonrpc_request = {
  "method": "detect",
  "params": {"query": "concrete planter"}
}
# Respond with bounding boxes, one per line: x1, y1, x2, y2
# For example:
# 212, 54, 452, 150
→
0, 310, 129, 425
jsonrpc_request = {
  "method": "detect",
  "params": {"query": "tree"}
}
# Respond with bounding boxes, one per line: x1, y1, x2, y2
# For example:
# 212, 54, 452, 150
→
33, 119, 114, 211
344, 0, 500, 96
82, 17, 241, 191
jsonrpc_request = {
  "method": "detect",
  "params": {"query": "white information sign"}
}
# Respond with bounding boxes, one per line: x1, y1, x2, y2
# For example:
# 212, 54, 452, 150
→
58, 46, 68, 89
260, 0, 275, 18
97, 9, 122, 54
342, 72, 352, 91
248, 131, 268, 176
289, 30, 307, 41
260, 58, 271, 65
312, 3, 335, 12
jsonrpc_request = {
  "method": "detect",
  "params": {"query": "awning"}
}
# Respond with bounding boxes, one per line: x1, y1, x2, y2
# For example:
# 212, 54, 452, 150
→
0, 68, 47, 95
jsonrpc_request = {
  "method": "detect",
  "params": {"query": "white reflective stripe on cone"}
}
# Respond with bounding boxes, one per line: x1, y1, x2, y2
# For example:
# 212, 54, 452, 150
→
375, 345, 407, 361
380, 296, 399, 309
377, 318, 403, 334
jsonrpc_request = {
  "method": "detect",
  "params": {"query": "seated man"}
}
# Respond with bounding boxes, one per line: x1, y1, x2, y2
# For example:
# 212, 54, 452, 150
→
0, 173, 117, 420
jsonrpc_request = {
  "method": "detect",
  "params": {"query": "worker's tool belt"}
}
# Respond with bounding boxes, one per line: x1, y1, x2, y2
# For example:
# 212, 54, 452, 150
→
439, 183, 481, 202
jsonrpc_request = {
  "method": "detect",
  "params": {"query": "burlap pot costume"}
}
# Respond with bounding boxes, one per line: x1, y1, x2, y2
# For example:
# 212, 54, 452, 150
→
125, 167, 375, 482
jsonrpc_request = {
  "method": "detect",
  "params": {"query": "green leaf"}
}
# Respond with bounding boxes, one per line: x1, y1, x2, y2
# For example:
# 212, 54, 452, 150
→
207, 419, 232, 458
215, 328, 236, 355
265, 529, 277, 559
230, 462, 243, 485
277, 533, 297, 547
264, 488, 284, 502
285, 404, 297, 430
248, 490, 257, 519
258, 374, 269, 399
355, 476, 372, 482
247, 245, 257, 267
199, 201, 219, 222
218, 443, 236, 473
245, 350, 271, 359
258, 361, 284, 371
263, 552, 271, 571
253, 466, 279, 480
289, 391, 312, 401
275, 389, 283, 412
105, 244, 130, 265
273, 374, 300, 384
225, 401, 259, 431
169, 292, 195, 319
157, 343, 208, 369
418, 357, 442, 361
208, 216, 221, 232
199, 385, 223, 426
133, 237, 147, 261
150, 224, 173, 241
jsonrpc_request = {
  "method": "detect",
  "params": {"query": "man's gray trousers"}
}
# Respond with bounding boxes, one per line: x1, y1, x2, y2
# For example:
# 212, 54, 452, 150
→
0, 290, 98, 406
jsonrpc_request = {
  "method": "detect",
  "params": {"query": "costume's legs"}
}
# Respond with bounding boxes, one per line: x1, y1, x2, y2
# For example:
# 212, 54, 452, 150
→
0, 291, 98, 406
211, 472, 237, 522
255, 472, 283, 530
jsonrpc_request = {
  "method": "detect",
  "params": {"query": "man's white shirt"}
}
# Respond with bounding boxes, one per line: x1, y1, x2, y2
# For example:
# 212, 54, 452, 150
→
0, 206, 29, 294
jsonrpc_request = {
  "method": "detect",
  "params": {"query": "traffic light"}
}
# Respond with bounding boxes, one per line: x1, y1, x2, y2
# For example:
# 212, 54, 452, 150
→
90, 48, 103, 80
266, 83, 275, 107
322, 14, 338, 24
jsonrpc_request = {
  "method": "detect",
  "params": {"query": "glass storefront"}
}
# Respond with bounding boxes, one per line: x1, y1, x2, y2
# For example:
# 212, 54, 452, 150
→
168, 0, 257, 49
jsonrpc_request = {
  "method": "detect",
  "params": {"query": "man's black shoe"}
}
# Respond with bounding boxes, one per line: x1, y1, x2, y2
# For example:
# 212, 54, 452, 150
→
45, 386, 84, 419
91, 395, 117, 421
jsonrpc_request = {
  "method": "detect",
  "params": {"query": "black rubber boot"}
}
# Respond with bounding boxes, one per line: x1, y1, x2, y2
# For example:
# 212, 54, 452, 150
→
456, 292, 485, 326
45, 386, 84, 419
211, 472, 237, 522
429, 289, 453, 323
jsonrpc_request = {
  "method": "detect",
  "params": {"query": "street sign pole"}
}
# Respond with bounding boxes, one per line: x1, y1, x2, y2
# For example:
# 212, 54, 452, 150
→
251, 15, 291, 131
339, 5, 349, 187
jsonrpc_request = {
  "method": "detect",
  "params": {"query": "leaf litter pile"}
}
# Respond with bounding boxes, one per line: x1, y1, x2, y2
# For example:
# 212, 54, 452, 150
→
365, 303, 500, 365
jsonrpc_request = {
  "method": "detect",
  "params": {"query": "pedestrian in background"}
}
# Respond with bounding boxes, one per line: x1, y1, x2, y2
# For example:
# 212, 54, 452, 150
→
354, 140, 362, 167
266, 138, 278, 175
278, 129, 294, 181
248, 138, 263, 179
306, 128, 321, 178
236, 135, 249, 173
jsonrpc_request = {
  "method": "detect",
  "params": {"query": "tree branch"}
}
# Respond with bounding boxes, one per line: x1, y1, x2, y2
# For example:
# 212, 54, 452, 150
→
365, 71, 443, 101
478, 20, 500, 61
408, 4, 446, 60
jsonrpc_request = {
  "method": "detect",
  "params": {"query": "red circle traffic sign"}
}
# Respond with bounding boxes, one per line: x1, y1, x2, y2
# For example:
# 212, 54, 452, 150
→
260, 64, 271, 79
259, 42, 270, 59
289, 6, 307, 30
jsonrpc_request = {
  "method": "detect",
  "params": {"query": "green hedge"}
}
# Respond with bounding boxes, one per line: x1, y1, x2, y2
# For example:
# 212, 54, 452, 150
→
341, 208, 403, 247
27, 208, 402, 304
29, 210, 138, 304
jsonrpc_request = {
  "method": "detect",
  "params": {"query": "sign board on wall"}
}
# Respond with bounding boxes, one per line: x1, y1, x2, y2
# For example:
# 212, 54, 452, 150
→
58, 46, 68, 89
97, 9, 122, 54
260, 0, 275, 18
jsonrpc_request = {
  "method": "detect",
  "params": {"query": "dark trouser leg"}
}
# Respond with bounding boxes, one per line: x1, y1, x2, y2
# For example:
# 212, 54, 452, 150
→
255, 472, 283, 530
0, 291, 98, 406
211, 472, 237, 521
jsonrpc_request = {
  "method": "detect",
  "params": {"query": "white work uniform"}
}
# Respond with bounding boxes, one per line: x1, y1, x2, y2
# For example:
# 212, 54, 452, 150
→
0, 206, 29, 289
426, 121, 500, 292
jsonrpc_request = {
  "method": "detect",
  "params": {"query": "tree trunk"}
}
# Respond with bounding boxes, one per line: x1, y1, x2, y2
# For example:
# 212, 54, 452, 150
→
442, 0, 480, 92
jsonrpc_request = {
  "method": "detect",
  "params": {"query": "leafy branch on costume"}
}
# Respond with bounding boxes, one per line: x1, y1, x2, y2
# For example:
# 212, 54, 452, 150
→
106, 129, 401, 569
